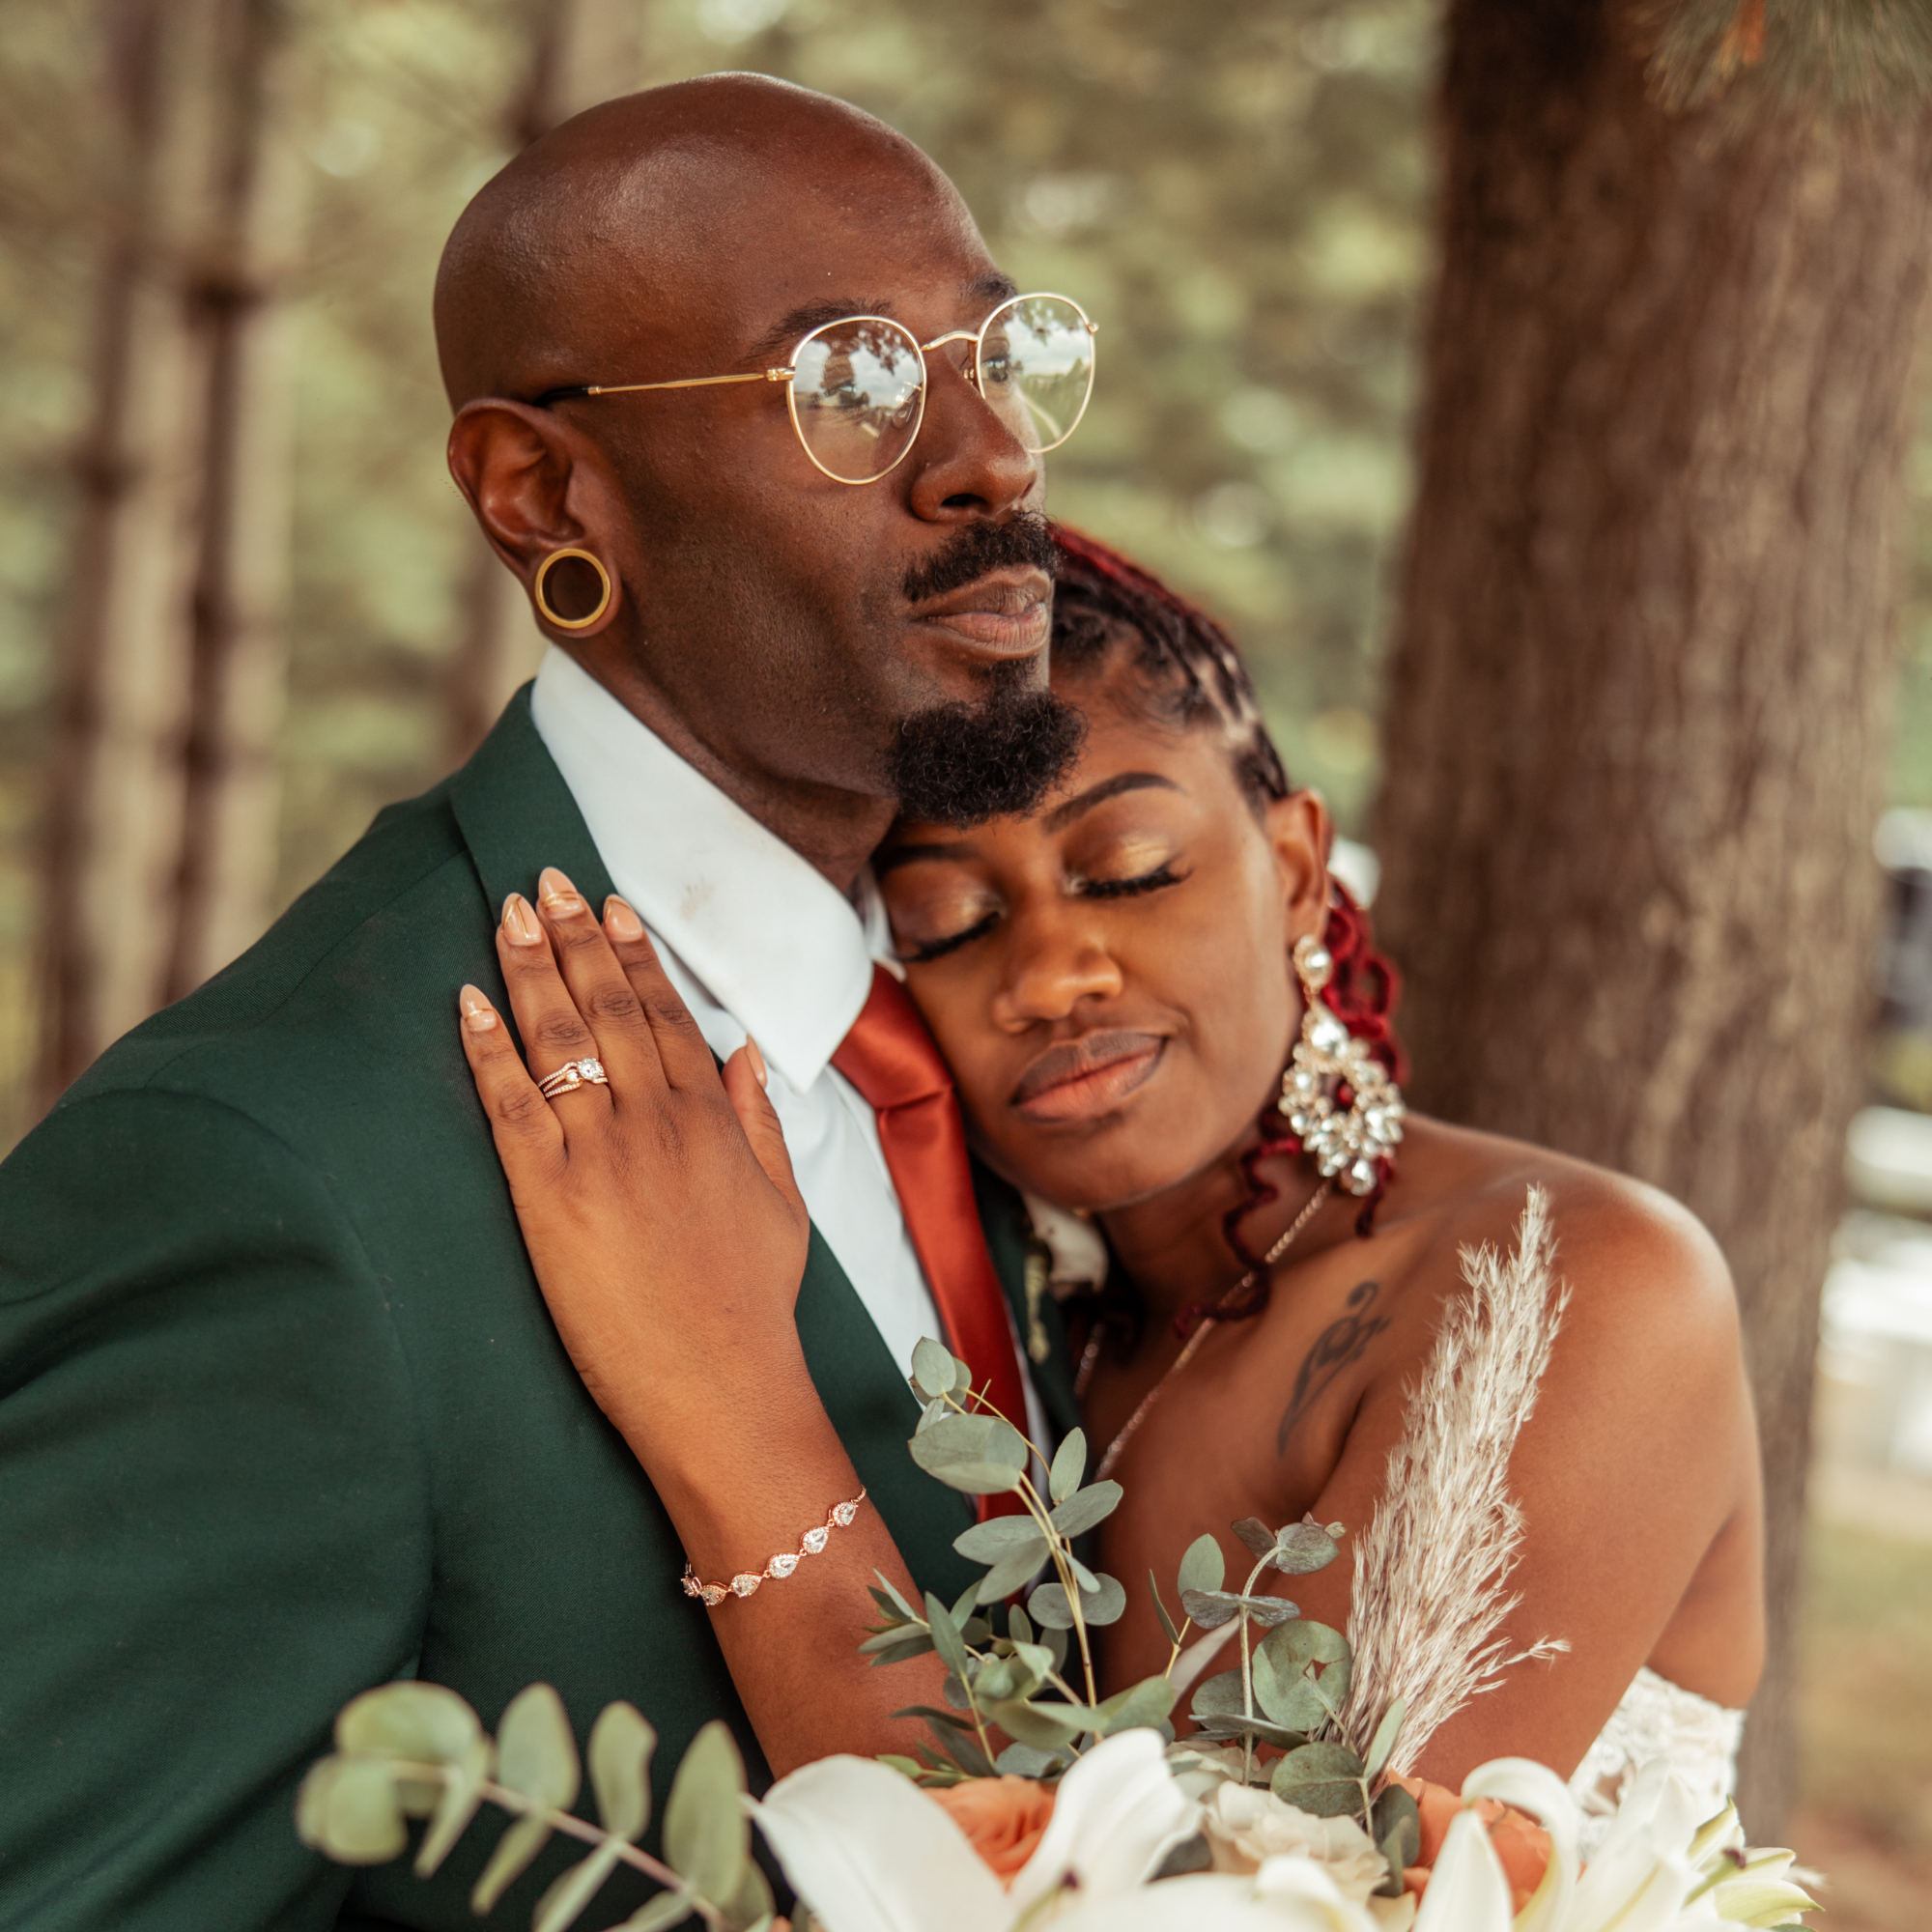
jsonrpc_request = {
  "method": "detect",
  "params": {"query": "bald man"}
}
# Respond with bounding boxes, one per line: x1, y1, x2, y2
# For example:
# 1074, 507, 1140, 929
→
0, 77, 1085, 1930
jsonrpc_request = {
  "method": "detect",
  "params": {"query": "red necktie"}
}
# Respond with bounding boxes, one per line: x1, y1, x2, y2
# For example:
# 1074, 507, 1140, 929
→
833, 965, 1032, 1510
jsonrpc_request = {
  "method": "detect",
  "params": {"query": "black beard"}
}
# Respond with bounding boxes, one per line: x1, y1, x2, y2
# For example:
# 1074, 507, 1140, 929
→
888, 660, 1086, 827
886, 514, 1083, 825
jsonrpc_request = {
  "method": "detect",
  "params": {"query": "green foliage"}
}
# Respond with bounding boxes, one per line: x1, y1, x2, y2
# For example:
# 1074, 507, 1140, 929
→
298, 1681, 764, 1932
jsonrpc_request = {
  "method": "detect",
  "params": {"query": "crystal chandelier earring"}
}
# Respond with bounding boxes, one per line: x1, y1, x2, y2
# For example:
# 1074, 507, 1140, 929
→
1280, 932, 1406, 1197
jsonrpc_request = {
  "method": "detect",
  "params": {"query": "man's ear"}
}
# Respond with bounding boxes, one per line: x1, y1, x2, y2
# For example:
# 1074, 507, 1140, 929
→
1264, 787, 1334, 940
445, 400, 628, 635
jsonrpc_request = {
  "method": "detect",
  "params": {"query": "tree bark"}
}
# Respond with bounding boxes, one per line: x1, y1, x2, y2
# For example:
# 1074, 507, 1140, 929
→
441, 0, 643, 768
163, 0, 305, 1001
1373, 1, 1932, 1835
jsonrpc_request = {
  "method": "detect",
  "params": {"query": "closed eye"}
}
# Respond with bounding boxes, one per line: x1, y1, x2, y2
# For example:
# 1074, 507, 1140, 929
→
904, 909, 1001, 964
1077, 862, 1189, 901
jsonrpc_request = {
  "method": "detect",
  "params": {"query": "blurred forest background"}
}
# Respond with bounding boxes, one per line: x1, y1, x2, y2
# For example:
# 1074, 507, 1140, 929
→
4, 1, 1932, 1925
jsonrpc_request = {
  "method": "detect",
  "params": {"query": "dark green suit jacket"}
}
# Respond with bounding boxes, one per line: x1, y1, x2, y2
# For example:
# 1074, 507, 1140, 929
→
0, 692, 1075, 1931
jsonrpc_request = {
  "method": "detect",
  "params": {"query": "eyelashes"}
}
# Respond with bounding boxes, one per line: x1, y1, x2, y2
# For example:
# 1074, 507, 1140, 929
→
902, 863, 1190, 964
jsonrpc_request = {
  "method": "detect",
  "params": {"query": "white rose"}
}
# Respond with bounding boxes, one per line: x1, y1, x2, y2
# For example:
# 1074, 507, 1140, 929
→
1201, 1782, 1391, 1905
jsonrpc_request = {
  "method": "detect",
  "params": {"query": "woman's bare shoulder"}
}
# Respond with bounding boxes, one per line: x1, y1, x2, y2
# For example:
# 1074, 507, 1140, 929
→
1390, 1116, 1741, 1371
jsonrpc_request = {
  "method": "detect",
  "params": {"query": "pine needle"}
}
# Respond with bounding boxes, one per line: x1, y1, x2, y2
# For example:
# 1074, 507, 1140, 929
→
1336, 1186, 1572, 1774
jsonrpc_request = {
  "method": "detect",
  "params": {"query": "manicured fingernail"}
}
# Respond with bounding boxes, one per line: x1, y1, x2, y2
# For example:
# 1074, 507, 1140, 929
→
501, 894, 542, 945
538, 867, 584, 916
745, 1035, 769, 1090
459, 983, 497, 1031
605, 895, 644, 941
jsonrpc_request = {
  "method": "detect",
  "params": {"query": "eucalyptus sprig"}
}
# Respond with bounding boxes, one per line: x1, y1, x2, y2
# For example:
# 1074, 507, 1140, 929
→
859, 1337, 1178, 1779
297, 1681, 771, 1932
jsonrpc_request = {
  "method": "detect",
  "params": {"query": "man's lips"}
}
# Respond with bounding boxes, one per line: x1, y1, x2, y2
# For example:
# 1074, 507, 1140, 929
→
1011, 1031, 1167, 1123
907, 567, 1052, 655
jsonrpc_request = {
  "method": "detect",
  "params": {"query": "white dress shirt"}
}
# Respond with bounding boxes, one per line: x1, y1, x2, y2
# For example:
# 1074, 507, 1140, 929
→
529, 647, 1046, 1443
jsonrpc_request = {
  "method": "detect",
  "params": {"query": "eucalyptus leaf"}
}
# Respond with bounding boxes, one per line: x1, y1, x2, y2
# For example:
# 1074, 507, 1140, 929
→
1092, 1674, 1177, 1735
871, 1572, 918, 1621
1177, 1534, 1226, 1598
906, 1413, 1029, 1495
1260, 1621, 1351, 1722
296, 1756, 408, 1864
942, 1671, 971, 1713
534, 1845, 625, 1932
1048, 1428, 1087, 1504
954, 1514, 1044, 1562
984, 1696, 1088, 1748
860, 1626, 927, 1656
932, 1722, 996, 1778
1150, 1574, 1181, 1646
1232, 1517, 1278, 1561
622, 1890, 696, 1932
865, 1633, 936, 1668
993, 1743, 1065, 1776
974, 1537, 1052, 1605
911, 1336, 959, 1400
925, 1590, 973, 1681
470, 1813, 554, 1915
1179, 1588, 1297, 1630
1371, 1784, 1421, 1895
663, 1720, 750, 1905
1251, 1640, 1326, 1734
1049, 1481, 1122, 1541
1363, 1698, 1406, 1784
1189, 1668, 1253, 1719
889, 1704, 975, 1733
952, 1578, 982, 1630
1193, 1714, 1309, 1750
1011, 1640, 1056, 1684
1066, 1552, 1099, 1593
1043, 1623, 1069, 1671
1270, 1520, 1344, 1576
1079, 1572, 1128, 1626
1270, 1741, 1367, 1819
1007, 1605, 1035, 1646
414, 1735, 491, 1878
336, 1681, 483, 1766
589, 1700, 657, 1841
878, 1754, 926, 1779
495, 1683, 581, 1809
914, 1396, 948, 1435
1026, 1581, 1075, 1629
723, 1857, 776, 1932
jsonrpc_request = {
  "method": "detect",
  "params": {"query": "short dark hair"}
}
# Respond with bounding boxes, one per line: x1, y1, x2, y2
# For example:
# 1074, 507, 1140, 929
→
1049, 524, 1290, 810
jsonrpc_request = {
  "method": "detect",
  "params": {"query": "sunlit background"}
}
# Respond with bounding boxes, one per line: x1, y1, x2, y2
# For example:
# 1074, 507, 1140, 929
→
3, 4, 1931, 1922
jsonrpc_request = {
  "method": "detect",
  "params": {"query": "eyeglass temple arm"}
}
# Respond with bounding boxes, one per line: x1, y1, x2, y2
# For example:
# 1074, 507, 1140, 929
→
534, 368, 794, 407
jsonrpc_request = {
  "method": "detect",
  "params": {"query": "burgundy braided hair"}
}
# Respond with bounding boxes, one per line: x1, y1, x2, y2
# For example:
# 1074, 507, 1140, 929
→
1048, 526, 1406, 1335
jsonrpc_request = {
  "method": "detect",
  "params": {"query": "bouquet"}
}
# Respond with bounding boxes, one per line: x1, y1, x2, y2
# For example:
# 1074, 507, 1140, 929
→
298, 1196, 1817, 1931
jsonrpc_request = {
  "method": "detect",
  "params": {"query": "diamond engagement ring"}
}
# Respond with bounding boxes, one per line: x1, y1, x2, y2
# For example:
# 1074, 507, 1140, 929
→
537, 1057, 609, 1101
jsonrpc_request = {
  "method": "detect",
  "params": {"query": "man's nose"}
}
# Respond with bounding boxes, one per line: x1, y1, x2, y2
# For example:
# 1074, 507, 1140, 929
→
903, 351, 1041, 524
991, 914, 1124, 1028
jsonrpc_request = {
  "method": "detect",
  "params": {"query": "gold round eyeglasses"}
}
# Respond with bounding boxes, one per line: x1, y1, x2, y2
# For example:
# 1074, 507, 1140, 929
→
535, 292, 1097, 487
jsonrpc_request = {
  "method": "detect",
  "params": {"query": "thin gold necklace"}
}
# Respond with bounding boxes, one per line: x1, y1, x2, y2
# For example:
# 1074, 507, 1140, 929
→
1082, 1179, 1334, 1484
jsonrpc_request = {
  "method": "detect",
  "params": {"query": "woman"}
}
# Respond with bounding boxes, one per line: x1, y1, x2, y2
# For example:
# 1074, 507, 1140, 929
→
455, 530, 1763, 1808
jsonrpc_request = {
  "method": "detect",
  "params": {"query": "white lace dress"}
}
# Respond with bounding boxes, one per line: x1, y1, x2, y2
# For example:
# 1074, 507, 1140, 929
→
1568, 1667, 1746, 1855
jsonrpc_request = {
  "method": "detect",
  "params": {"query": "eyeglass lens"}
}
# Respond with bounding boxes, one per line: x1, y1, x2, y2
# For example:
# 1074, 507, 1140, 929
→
976, 297, 1095, 456
789, 319, 927, 484
788, 296, 1094, 483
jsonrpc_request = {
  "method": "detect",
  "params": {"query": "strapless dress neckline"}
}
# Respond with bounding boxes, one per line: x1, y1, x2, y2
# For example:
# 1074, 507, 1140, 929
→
1568, 1665, 1746, 1854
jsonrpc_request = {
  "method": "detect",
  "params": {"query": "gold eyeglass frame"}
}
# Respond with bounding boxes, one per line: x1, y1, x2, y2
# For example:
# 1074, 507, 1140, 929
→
537, 292, 1097, 486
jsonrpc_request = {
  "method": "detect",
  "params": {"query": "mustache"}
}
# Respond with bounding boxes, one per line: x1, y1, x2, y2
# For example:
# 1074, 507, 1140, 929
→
900, 512, 1057, 605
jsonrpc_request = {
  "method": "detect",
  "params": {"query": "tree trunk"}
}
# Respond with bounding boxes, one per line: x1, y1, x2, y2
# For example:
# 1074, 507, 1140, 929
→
164, 0, 305, 1001
1372, 1, 1932, 1836
441, 0, 643, 768
37, 0, 211, 1105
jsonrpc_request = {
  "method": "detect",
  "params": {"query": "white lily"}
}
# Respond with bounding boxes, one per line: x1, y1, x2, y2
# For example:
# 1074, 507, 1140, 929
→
751, 1728, 1198, 1932
1408, 1757, 1816, 1932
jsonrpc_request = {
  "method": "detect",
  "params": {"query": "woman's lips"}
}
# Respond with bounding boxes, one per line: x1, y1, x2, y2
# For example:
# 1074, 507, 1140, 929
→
1011, 1031, 1167, 1123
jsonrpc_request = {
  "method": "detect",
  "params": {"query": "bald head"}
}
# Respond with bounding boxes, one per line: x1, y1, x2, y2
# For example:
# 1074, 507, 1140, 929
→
434, 74, 974, 409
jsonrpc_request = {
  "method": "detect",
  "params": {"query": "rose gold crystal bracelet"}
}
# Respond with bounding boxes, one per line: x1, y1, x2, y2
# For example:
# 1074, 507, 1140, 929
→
679, 1489, 867, 1608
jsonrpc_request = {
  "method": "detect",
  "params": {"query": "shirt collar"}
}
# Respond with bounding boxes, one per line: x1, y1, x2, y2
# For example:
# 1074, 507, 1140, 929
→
528, 646, 878, 1093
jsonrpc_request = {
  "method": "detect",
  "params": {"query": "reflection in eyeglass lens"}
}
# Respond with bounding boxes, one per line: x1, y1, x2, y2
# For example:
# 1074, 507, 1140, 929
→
979, 298, 1094, 454
792, 318, 925, 481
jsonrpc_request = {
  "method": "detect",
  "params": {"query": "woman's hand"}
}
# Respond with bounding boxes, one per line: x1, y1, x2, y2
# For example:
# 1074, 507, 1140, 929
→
457, 866, 811, 1452
454, 867, 952, 1776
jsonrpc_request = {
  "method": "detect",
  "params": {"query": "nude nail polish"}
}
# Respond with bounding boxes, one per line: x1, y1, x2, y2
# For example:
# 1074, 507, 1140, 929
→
459, 984, 497, 1031
745, 1036, 769, 1091
501, 894, 542, 944
605, 896, 644, 941
538, 867, 584, 916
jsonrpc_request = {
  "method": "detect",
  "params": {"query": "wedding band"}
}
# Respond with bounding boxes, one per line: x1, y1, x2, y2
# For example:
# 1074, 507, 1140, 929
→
537, 1057, 609, 1101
